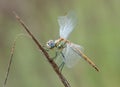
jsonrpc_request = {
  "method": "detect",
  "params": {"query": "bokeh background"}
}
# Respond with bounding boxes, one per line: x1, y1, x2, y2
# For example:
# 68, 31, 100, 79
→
0, 0, 120, 87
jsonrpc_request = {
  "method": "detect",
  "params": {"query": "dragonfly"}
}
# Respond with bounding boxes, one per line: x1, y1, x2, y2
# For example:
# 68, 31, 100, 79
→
46, 11, 99, 72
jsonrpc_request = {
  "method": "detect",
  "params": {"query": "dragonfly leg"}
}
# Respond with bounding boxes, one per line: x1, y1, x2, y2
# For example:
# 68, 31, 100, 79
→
52, 51, 59, 60
61, 52, 65, 60
42, 45, 58, 60
59, 61, 65, 71
42, 45, 49, 52
58, 52, 65, 71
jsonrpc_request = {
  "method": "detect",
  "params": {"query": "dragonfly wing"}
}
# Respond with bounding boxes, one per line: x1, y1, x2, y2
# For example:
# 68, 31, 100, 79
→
58, 11, 77, 39
62, 43, 83, 68
71, 43, 99, 71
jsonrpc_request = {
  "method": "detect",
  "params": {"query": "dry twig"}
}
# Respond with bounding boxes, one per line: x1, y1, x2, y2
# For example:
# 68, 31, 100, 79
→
9, 11, 71, 87
3, 39, 16, 87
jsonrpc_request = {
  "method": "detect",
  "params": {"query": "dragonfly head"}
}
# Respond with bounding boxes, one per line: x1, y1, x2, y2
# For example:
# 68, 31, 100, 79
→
46, 40, 55, 49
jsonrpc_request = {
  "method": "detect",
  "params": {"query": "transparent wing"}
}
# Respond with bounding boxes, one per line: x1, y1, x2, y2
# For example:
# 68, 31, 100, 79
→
58, 11, 77, 39
62, 43, 83, 68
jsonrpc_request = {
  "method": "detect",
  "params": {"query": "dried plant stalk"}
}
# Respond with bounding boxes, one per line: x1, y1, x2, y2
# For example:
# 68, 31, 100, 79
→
9, 11, 71, 87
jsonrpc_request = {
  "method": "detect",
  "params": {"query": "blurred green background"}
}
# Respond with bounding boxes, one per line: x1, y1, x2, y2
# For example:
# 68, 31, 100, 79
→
0, 0, 120, 87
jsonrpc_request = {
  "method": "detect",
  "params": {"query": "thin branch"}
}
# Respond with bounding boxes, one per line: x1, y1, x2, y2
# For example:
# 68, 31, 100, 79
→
3, 34, 30, 87
12, 11, 71, 87
3, 40, 16, 87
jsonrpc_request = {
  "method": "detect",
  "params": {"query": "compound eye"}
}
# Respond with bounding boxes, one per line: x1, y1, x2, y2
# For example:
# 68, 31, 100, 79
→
46, 40, 55, 49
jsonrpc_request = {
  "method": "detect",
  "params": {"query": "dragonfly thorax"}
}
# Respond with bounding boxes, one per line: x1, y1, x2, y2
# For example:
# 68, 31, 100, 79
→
55, 39, 67, 50
46, 38, 68, 49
